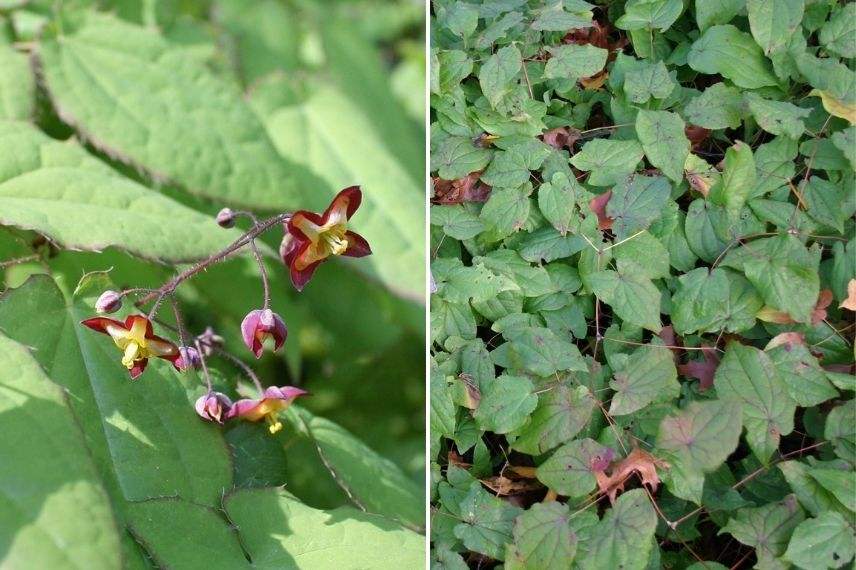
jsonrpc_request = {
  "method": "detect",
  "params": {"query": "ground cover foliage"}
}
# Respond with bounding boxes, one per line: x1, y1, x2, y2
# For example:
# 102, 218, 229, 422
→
0, 0, 426, 568
429, 1, 856, 568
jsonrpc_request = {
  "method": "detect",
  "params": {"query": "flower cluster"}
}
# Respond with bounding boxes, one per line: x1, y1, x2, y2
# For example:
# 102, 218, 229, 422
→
80, 187, 370, 434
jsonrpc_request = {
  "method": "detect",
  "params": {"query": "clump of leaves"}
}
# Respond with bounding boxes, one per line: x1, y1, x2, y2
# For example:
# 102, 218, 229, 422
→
430, 0, 855, 568
0, 0, 425, 567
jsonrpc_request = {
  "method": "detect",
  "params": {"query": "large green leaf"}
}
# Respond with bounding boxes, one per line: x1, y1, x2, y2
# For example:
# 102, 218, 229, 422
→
709, 141, 756, 217
783, 512, 855, 569
589, 264, 662, 332
671, 267, 761, 335
608, 342, 678, 415
0, 333, 121, 569
506, 502, 578, 570
570, 139, 644, 186
577, 489, 657, 570
746, 0, 804, 56
536, 438, 613, 498
656, 400, 742, 502
512, 383, 596, 455
635, 110, 689, 183
284, 407, 424, 528
0, 45, 34, 120
767, 341, 837, 407
724, 235, 820, 324
657, 400, 742, 471
263, 85, 425, 299
714, 342, 796, 463
473, 374, 537, 434
0, 120, 242, 263
225, 488, 424, 568
605, 175, 672, 240
688, 25, 779, 88
544, 44, 608, 80
721, 495, 805, 567
683, 83, 744, 130
127, 488, 424, 569
492, 326, 587, 377
0, 274, 233, 506
38, 12, 318, 210
454, 482, 523, 561
479, 45, 522, 110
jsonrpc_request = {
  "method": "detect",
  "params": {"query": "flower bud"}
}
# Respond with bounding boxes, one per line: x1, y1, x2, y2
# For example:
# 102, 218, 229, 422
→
194, 391, 232, 424
216, 208, 236, 228
175, 346, 201, 371
241, 309, 287, 358
196, 326, 224, 357
95, 290, 122, 314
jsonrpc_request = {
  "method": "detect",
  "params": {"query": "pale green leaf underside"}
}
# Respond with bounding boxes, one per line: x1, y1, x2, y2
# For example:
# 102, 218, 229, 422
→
127, 489, 423, 569
285, 407, 424, 528
0, 334, 121, 570
38, 12, 317, 210
0, 121, 243, 263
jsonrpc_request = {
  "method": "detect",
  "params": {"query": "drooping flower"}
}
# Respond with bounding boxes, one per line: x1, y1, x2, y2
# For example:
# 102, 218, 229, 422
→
175, 346, 202, 371
95, 290, 122, 314
195, 391, 232, 424
280, 186, 371, 291
81, 315, 180, 379
227, 386, 308, 434
241, 309, 287, 358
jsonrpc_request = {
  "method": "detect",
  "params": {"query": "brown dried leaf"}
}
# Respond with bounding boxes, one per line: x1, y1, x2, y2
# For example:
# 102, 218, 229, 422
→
481, 475, 543, 496
432, 172, 491, 204
596, 448, 668, 504
581, 70, 609, 90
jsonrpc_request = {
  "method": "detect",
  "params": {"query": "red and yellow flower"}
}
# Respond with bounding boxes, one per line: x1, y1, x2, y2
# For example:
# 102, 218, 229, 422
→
280, 186, 372, 291
226, 385, 307, 434
81, 315, 180, 379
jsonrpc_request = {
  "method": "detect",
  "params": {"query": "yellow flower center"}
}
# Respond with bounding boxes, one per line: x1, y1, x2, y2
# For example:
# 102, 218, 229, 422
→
112, 319, 151, 370
266, 414, 283, 434
321, 226, 349, 256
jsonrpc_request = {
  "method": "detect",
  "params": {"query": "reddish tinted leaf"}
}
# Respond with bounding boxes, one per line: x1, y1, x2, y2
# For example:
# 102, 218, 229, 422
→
589, 190, 614, 230
677, 346, 720, 391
